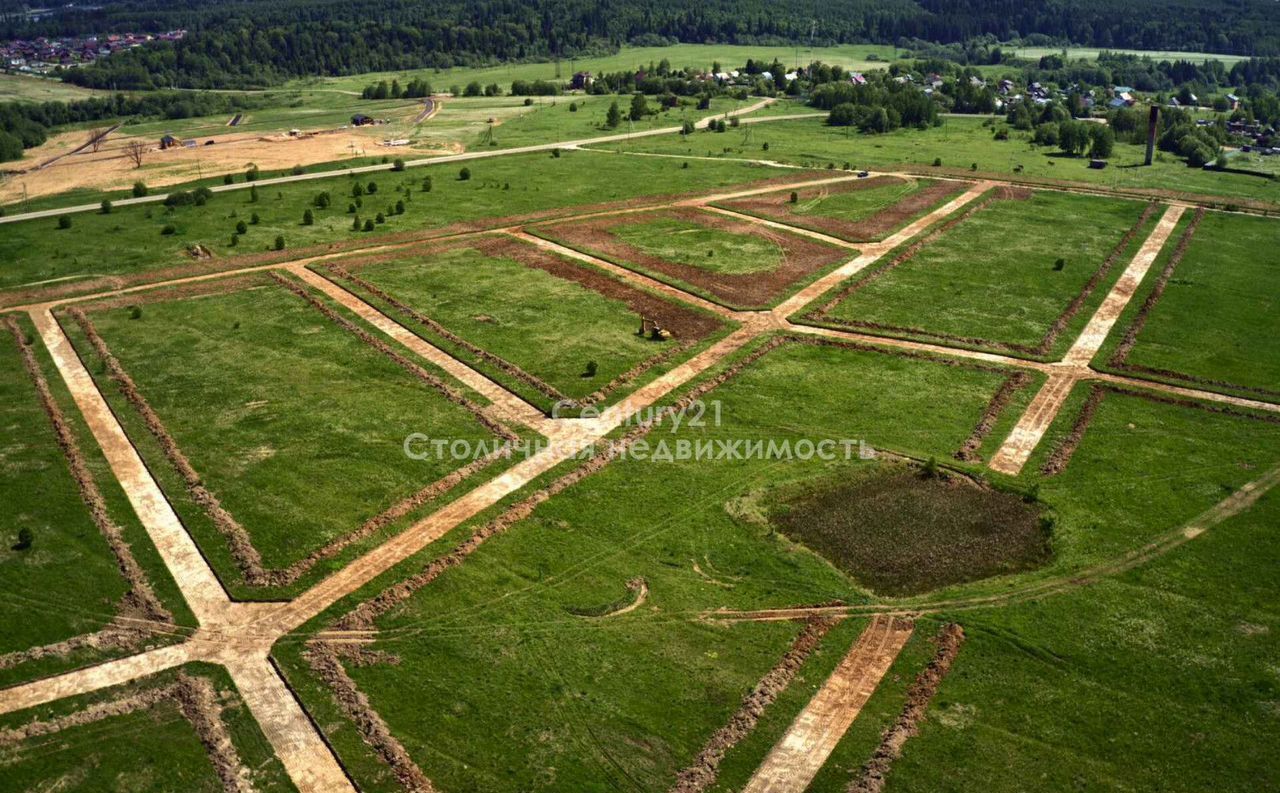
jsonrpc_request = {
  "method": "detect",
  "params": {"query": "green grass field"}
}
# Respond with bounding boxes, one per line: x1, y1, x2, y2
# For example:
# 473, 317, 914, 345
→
1006, 45, 1251, 66
881, 393, 1280, 792
324, 239, 722, 409
611, 215, 787, 275
1094, 210, 1280, 398
277, 337, 1044, 791
63, 278, 520, 597
288, 44, 901, 95
714, 176, 958, 242
592, 113, 1280, 207
815, 190, 1156, 359
0, 314, 191, 688
0, 663, 296, 792
0, 72, 107, 102
0, 152, 813, 306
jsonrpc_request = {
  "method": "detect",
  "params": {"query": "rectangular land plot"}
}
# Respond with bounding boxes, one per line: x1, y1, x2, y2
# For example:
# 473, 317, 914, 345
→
1100, 210, 1280, 400
61, 275, 519, 597
0, 664, 296, 792
281, 336, 1042, 793
323, 235, 724, 411
529, 207, 850, 309
713, 175, 967, 242
0, 316, 184, 686
808, 189, 1159, 359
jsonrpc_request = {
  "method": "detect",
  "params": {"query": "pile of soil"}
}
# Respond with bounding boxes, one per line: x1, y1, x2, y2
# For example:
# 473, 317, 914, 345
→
770, 468, 1049, 596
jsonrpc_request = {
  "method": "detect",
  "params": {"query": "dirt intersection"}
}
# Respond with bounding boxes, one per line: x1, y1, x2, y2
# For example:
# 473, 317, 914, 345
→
1, 164, 1276, 793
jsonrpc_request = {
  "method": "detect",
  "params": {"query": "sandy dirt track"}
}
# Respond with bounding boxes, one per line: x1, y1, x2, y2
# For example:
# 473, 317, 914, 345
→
988, 204, 1187, 475
742, 616, 915, 793
1, 159, 1277, 793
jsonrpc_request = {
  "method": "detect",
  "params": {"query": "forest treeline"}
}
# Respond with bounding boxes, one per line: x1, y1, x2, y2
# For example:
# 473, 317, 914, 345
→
3, 0, 1278, 90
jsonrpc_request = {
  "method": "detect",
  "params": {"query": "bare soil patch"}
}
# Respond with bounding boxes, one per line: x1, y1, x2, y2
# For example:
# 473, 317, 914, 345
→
770, 467, 1049, 596
717, 177, 967, 242
532, 207, 848, 308
2, 128, 385, 204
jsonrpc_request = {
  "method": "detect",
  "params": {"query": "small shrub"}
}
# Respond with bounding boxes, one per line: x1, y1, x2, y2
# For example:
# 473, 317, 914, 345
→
970, 162, 978, 171
13, 527, 33, 551
235, 220, 248, 234
230, 233, 238, 246
363, 218, 375, 231
789, 191, 798, 203
250, 212, 260, 225
128, 305, 142, 319
569, 101, 578, 112
352, 215, 362, 231
932, 157, 942, 167
246, 164, 259, 181
681, 161, 689, 169
314, 191, 331, 209
375, 212, 386, 224
347, 203, 357, 214
302, 208, 314, 225
392, 158, 405, 171
249, 185, 259, 203
583, 360, 598, 378
57, 215, 72, 229
421, 176, 433, 192
395, 200, 405, 214
223, 173, 235, 185
291, 164, 305, 175
161, 223, 177, 235
132, 181, 148, 197
923, 456, 939, 478
523, 97, 534, 106
552, 148, 561, 158
274, 235, 285, 250
366, 181, 378, 194
100, 199, 112, 214
458, 167, 471, 181
1053, 258, 1066, 271
762, 142, 769, 151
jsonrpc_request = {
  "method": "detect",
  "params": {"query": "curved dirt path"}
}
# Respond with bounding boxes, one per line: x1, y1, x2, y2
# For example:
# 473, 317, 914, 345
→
741, 616, 915, 793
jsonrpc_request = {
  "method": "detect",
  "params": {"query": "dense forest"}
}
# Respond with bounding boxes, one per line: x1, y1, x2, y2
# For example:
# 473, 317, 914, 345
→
2, 0, 1278, 90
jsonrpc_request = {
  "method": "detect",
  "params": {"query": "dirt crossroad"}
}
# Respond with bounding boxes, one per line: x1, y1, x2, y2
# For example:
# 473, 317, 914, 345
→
2, 164, 1276, 793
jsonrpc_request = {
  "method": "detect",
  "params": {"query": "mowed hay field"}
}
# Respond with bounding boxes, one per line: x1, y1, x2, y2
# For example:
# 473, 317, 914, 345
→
323, 236, 725, 411
278, 337, 1047, 792
811, 189, 1159, 359
1095, 210, 1280, 400
61, 276, 524, 598
0, 663, 297, 792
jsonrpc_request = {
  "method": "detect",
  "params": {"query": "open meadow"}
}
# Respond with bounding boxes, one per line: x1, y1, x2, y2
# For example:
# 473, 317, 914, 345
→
3, 40, 1280, 793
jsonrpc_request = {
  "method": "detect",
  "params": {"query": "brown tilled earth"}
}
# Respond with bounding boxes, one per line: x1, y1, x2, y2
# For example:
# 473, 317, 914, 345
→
717, 177, 968, 242
532, 207, 849, 308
